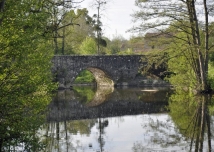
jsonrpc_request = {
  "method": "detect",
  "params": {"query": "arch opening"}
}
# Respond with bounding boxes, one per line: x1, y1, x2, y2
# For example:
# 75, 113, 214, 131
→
74, 67, 114, 87
74, 69, 96, 85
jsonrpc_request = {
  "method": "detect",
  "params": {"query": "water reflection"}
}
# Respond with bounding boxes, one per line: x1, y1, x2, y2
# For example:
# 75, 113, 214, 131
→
169, 91, 214, 152
47, 87, 169, 121
40, 87, 214, 152
73, 86, 114, 106
42, 114, 193, 152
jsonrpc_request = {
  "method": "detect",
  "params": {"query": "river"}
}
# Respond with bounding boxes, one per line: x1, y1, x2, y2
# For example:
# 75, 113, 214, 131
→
39, 86, 214, 152
2, 86, 214, 151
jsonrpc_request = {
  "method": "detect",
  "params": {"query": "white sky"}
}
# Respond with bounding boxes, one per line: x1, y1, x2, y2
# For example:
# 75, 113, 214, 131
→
79, 0, 138, 40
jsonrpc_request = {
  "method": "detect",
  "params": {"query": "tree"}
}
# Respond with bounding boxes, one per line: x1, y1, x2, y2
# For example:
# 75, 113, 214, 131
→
129, 36, 145, 54
91, 0, 108, 54
107, 35, 130, 54
0, 0, 56, 149
59, 8, 97, 54
131, 0, 214, 92
79, 37, 97, 54
47, 0, 83, 54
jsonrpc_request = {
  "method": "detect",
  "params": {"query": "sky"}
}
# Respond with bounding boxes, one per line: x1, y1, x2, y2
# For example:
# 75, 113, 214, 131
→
79, 0, 138, 40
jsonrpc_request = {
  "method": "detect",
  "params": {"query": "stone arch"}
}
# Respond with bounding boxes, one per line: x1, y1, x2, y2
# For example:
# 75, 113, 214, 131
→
76, 67, 114, 87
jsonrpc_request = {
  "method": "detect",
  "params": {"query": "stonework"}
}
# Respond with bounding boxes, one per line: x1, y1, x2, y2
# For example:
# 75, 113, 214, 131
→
52, 55, 145, 88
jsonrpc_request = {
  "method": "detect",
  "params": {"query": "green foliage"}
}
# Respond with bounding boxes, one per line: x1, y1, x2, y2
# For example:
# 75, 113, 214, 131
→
108, 35, 125, 54
104, 35, 134, 54
208, 63, 214, 88
0, 0, 56, 150
142, 49, 168, 71
117, 48, 134, 55
100, 46, 112, 55
99, 37, 112, 54
129, 36, 145, 54
79, 37, 97, 55
59, 9, 96, 54
74, 70, 95, 83
164, 30, 198, 90
207, 24, 214, 88
132, 1, 214, 91
166, 51, 197, 89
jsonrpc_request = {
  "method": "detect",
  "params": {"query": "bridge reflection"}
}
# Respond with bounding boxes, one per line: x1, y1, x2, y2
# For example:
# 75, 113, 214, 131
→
47, 87, 171, 122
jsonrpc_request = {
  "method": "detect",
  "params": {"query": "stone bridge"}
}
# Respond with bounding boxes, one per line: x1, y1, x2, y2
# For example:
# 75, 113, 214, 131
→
52, 55, 168, 88
52, 55, 146, 88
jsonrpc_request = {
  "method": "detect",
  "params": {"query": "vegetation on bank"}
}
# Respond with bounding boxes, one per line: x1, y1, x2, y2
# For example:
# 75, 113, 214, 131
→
0, 0, 57, 150
130, 1, 214, 93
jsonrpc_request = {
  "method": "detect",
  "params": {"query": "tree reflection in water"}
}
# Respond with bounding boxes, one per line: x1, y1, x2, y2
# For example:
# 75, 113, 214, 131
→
97, 118, 108, 152
169, 91, 213, 152
40, 119, 97, 152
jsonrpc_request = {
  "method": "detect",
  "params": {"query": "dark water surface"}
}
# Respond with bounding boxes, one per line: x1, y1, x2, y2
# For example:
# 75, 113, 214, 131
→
38, 87, 214, 152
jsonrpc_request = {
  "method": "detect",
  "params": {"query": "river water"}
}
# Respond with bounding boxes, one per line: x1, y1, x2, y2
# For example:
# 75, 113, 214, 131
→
37, 86, 214, 152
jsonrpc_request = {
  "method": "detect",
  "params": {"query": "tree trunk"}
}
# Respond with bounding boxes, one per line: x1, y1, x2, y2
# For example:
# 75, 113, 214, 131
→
198, 98, 206, 151
186, 0, 207, 91
0, 0, 5, 25
0, 139, 2, 152
206, 96, 212, 152
97, 5, 100, 54
195, 100, 202, 151
0, 0, 5, 12
203, 0, 209, 89
54, 34, 58, 54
